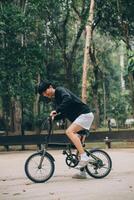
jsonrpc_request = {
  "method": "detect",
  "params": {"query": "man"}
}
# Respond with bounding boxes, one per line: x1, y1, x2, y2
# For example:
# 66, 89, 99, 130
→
38, 81, 94, 178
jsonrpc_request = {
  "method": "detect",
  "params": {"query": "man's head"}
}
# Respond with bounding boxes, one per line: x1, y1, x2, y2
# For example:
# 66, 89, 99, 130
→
38, 81, 55, 98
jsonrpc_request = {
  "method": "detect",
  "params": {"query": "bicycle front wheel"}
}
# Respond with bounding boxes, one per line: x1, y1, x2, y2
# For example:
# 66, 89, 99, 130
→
85, 149, 112, 179
25, 152, 55, 183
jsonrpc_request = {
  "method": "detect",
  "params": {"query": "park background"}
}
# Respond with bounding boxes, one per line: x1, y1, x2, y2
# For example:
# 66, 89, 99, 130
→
0, 0, 134, 137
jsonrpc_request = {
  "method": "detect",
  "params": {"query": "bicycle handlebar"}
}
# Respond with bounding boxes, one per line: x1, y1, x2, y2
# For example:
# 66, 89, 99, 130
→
47, 113, 61, 123
44, 113, 62, 147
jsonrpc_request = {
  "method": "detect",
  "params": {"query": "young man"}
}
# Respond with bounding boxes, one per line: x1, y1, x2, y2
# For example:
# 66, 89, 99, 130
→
38, 81, 94, 178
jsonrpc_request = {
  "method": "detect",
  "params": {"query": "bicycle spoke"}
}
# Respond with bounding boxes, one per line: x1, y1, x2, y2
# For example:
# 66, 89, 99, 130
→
25, 153, 55, 183
86, 150, 112, 178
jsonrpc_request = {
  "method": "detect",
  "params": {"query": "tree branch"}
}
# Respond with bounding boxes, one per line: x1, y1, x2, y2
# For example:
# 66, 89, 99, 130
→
70, 2, 90, 60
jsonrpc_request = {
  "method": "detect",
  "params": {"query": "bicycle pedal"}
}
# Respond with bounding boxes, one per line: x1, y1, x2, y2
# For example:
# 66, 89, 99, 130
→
62, 150, 67, 155
82, 143, 85, 147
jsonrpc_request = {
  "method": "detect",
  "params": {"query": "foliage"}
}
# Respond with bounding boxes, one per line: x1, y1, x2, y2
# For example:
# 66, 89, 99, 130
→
126, 50, 134, 76
0, 0, 133, 131
96, 0, 134, 40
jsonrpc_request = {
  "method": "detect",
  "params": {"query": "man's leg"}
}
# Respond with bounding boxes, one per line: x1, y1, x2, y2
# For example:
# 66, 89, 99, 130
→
66, 123, 90, 169
66, 123, 85, 154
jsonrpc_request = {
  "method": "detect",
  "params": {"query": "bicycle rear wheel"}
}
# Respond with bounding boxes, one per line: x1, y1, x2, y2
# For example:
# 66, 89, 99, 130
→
85, 149, 112, 178
25, 152, 55, 183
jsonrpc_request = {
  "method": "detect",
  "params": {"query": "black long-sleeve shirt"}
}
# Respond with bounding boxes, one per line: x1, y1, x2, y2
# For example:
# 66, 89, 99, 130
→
54, 87, 90, 122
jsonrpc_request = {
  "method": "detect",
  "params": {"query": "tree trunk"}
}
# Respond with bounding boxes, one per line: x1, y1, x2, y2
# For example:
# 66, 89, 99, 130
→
128, 74, 134, 114
65, 60, 73, 89
120, 41, 125, 92
13, 98, 22, 134
82, 0, 95, 103
16, 0, 28, 136
103, 79, 106, 125
90, 41, 101, 128
33, 74, 40, 115
93, 93, 100, 129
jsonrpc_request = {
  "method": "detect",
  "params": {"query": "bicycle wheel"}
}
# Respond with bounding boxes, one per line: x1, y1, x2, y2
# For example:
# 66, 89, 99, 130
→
25, 152, 55, 183
85, 149, 112, 179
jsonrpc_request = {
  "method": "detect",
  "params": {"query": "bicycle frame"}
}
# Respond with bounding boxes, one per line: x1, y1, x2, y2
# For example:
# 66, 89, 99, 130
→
39, 116, 53, 151
36, 117, 54, 167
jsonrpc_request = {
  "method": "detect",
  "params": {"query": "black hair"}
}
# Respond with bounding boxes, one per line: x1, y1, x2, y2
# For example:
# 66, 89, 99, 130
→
38, 81, 51, 95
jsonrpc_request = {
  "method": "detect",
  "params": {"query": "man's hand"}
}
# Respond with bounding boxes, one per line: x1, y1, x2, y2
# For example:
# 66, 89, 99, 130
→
50, 110, 57, 120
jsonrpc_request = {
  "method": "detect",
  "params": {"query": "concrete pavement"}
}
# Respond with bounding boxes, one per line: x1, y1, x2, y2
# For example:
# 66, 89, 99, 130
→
0, 149, 134, 200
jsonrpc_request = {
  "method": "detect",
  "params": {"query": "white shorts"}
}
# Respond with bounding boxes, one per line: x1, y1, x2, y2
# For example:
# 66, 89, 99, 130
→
73, 112, 94, 130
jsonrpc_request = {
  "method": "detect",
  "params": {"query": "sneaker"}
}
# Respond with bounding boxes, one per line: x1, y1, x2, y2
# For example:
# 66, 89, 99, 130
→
76, 158, 90, 169
72, 171, 87, 179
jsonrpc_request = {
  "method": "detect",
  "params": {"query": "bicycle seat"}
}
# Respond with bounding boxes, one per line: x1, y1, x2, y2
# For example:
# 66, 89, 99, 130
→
77, 130, 90, 137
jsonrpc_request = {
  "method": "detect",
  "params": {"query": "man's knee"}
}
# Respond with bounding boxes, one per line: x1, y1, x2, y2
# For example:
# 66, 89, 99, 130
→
66, 128, 71, 136
66, 128, 75, 136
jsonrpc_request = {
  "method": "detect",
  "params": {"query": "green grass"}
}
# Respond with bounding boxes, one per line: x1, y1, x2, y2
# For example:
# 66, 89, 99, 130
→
86, 141, 134, 149
0, 141, 134, 152
92, 127, 134, 132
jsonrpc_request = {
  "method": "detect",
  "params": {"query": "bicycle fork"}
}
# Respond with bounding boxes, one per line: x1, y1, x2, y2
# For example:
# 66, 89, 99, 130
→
38, 145, 47, 169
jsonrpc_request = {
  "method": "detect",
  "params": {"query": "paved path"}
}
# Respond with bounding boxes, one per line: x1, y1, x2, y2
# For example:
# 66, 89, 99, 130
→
0, 149, 134, 200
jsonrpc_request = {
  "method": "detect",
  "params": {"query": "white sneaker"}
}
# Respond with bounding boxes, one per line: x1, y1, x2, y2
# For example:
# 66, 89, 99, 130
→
76, 158, 90, 169
72, 170, 87, 179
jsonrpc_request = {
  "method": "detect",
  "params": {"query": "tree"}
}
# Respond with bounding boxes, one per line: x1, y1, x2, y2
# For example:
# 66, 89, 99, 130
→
0, 1, 44, 133
97, 0, 134, 112
81, 0, 95, 103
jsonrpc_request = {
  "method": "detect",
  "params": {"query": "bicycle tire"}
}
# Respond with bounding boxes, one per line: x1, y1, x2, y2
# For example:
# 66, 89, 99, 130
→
85, 149, 112, 179
25, 152, 55, 183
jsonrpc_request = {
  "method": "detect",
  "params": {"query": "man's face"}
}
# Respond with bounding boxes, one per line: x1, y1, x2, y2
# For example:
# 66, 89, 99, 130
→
42, 86, 54, 98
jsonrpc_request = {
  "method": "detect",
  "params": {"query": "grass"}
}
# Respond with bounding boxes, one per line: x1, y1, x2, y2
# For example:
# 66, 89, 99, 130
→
0, 141, 134, 152
92, 127, 134, 132
86, 141, 134, 149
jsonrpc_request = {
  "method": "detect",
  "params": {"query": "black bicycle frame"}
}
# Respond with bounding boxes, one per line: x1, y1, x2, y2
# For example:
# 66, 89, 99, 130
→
44, 116, 53, 149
